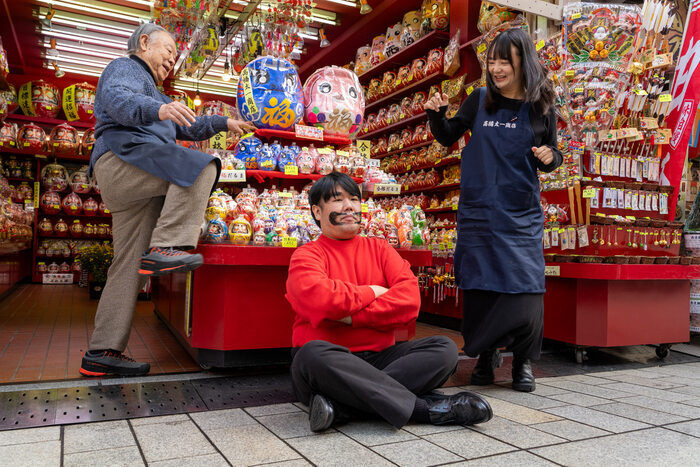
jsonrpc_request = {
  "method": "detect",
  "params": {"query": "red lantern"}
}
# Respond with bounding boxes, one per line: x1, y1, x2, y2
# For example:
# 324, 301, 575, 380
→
62, 82, 96, 122
19, 80, 61, 119
48, 123, 79, 156
62, 192, 83, 215
83, 197, 98, 216
40, 191, 62, 214
17, 123, 46, 152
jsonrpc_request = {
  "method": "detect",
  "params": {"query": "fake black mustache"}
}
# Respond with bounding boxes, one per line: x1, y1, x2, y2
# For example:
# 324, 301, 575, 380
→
328, 211, 362, 225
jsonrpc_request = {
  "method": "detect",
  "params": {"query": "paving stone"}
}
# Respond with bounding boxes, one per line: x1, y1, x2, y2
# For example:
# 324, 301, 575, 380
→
529, 385, 571, 397
662, 376, 700, 387
207, 424, 301, 465
544, 405, 650, 433
591, 369, 667, 379
469, 416, 566, 449
665, 420, 700, 438
263, 460, 313, 467
558, 374, 615, 385
288, 432, 394, 467
132, 418, 215, 462
593, 402, 689, 425
129, 414, 190, 426
423, 428, 514, 460
531, 420, 610, 441
448, 450, 558, 466
148, 454, 229, 467
542, 380, 636, 399
245, 403, 302, 417
669, 385, 700, 397
64, 420, 136, 454
63, 446, 144, 467
616, 395, 700, 418
257, 411, 334, 439
599, 382, 694, 402
588, 373, 685, 390
547, 392, 611, 407
337, 420, 417, 446
681, 398, 700, 408
402, 422, 465, 436
531, 427, 700, 466
293, 402, 309, 412
480, 396, 562, 425
0, 440, 61, 467
634, 365, 700, 380
0, 426, 59, 446
371, 438, 463, 466
470, 387, 567, 410
189, 408, 258, 430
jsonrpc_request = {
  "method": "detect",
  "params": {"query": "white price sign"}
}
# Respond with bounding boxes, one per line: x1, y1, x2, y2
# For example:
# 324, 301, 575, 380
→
42, 273, 74, 285
367, 158, 381, 168
374, 183, 401, 195
544, 265, 560, 277
219, 170, 246, 183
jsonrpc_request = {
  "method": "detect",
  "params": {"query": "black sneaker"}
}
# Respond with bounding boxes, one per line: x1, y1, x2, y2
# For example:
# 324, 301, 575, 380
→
138, 247, 203, 276
80, 350, 150, 377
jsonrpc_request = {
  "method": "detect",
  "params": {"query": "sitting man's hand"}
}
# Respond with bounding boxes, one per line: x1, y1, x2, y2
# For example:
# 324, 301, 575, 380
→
159, 101, 196, 127
227, 118, 256, 136
369, 285, 389, 298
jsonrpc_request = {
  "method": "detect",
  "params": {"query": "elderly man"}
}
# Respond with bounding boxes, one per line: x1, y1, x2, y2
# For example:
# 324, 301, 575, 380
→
80, 24, 254, 377
286, 172, 492, 432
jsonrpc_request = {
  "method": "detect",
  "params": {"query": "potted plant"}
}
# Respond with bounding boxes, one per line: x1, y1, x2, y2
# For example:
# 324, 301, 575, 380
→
78, 243, 114, 299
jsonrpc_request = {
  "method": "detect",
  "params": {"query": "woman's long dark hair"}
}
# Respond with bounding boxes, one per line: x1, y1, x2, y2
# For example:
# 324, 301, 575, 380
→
484, 28, 555, 115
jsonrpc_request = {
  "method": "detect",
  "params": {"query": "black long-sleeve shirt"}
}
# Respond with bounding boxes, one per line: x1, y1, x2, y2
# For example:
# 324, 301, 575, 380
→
426, 88, 563, 173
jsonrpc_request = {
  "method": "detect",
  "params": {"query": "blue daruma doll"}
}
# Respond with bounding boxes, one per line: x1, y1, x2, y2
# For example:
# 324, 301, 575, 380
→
237, 56, 304, 130
234, 135, 262, 169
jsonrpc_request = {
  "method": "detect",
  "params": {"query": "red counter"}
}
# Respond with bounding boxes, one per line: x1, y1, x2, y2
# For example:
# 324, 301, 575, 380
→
152, 245, 433, 368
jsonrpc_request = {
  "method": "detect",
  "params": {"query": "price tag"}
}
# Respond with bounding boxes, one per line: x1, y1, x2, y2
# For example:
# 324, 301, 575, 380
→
565, 70, 575, 77
438, 243, 446, 251
361, 203, 369, 213
317, 147, 333, 154
477, 43, 487, 53
466, 86, 474, 95
357, 140, 371, 158
209, 131, 227, 150
633, 88, 648, 96
659, 94, 672, 103
536, 40, 545, 51
337, 150, 350, 157
284, 165, 299, 176
582, 188, 596, 198
571, 12, 581, 19
295, 124, 324, 141
406, 164, 412, 171
452, 204, 458, 210
42, 273, 74, 285
446, 242, 454, 249
374, 183, 401, 195
282, 236, 298, 248
367, 158, 380, 168
626, 215, 636, 220
278, 192, 293, 198
219, 170, 246, 183
544, 265, 560, 276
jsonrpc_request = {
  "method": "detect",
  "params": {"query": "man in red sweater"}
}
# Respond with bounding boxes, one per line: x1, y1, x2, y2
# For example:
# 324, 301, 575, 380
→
286, 172, 492, 432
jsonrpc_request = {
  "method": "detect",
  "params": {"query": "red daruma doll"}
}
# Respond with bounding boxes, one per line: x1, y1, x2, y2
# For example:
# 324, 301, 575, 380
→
304, 66, 366, 139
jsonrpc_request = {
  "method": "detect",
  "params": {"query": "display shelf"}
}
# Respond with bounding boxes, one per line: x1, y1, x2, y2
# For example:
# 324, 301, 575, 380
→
425, 207, 458, 213
38, 212, 112, 220
6, 177, 34, 183
360, 113, 427, 140
36, 255, 77, 260
254, 128, 352, 147
371, 182, 460, 198
222, 170, 364, 185
0, 244, 32, 256
544, 262, 700, 280
358, 30, 450, 83
0, 143, 89, 162
387, 157, 460, 175
375, 139, 435, 159
429, 225, 456, 230
4, 113, 95, 130
196, 243, 432, 267
38, 234, 108, 240
365, 72, 447, 113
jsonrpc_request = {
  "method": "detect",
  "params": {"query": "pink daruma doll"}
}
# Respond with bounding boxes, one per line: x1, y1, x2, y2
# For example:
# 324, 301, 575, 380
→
303, 66, 365, 139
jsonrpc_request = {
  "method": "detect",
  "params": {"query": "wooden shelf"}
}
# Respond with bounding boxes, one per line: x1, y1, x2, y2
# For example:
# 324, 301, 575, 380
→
254, 128, 352, 146
359, 113, 427, 140
5, 113, 95, 129
358, 30, 450, 83
375, 140, 435, 159
425, 207, 458, 213
387, 157, 460, 175
369, 182, 460, 198
219, 170, 364, 185
544, 262, 700, 280
0, 143, 89, 162
365, 72, 447, 113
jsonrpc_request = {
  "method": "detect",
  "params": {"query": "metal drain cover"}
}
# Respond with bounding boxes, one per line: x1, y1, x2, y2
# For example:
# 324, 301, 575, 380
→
193, 375, 295, 410
0, 390, 57, 430
54, 381, 206, 424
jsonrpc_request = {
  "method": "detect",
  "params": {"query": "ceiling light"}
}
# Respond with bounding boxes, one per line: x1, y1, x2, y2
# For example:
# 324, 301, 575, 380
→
310, 16, 337, 26
36, 0, 149, 23
222, 61, 231, 82
326, 0, 358, 7
43, 40, 122, 60
46, 38, 60, 57
53, 61, 65, 78
50, 16, 134, 37
46, 62, 103, 77
360, 0, 372, 15
41, 27, 128, 50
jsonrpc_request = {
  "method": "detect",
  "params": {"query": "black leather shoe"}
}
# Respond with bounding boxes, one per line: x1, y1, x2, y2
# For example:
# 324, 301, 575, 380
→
427, 391, 493, 426
309, 394, 335, 432
470, 349, 502, 385
512, 358, 536, 392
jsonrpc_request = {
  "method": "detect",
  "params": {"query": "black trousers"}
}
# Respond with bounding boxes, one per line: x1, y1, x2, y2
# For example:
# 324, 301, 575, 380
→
290, 336, 458, 428
461, 290, 544, 360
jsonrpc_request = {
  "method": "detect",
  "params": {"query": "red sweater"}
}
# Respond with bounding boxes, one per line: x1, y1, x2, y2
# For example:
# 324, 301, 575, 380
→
285, 235, 421, 352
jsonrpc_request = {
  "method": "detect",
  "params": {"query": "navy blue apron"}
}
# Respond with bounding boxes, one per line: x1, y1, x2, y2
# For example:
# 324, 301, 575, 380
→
455, 89, 545, 294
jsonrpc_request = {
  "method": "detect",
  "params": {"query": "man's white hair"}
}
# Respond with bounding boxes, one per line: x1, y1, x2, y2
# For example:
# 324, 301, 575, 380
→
126, 23, 173, 55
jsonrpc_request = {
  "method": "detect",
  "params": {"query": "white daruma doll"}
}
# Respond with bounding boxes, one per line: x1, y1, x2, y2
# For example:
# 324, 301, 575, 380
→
303, 66, 365, 139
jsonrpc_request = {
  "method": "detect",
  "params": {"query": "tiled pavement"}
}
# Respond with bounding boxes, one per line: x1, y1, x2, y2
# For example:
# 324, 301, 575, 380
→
1, 362, 699, 466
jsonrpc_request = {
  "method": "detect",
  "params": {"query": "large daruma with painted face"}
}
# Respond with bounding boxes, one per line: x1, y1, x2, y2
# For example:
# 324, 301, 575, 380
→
303, 67, 365, 139
236, 56, 304, 131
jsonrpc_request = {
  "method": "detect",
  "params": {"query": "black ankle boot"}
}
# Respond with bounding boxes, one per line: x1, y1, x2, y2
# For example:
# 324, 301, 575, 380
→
512, 358, 535, 392
470, 349, 502, 385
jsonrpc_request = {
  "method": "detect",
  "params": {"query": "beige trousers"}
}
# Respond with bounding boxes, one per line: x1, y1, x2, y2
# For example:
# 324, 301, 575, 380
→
89, 151, 217, 352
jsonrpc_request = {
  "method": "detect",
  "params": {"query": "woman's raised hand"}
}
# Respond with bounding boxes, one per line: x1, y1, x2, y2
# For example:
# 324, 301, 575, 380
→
424, 92, 449, 112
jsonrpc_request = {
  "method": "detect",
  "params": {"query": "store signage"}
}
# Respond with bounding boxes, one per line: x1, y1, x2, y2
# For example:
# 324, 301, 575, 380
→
42, 273, 74, 285
544, 265, 560, 277
582, 188, 596, 198
219, 170, 246, 183
295, 124, 323, 141
374, 183, 401, 195
209, 131, 227, 150
33, 182, 40, 209
282, 237, 298, 248
357, 140, 371, 158
240, 68, 259, 115
18, 82, 35, 117
62, 85, 79, 121
284, 165, 299, 176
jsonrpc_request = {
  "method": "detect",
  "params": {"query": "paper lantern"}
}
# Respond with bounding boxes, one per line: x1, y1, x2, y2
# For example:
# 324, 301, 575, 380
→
18, 80, 61, 119
48, 123, 79, 156
303, 66, 365, 139
17, 123, 46, 152
62, 82, 96, 122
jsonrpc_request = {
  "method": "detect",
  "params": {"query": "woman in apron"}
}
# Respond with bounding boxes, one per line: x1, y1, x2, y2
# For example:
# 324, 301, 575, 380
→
425, 28, 562, 392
